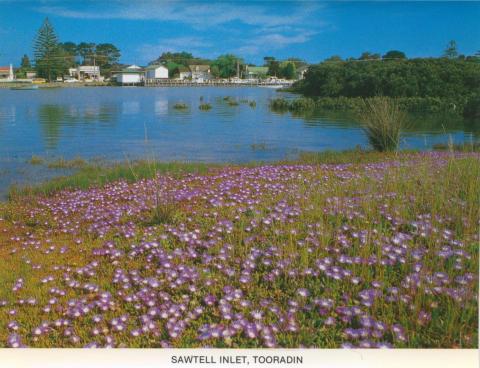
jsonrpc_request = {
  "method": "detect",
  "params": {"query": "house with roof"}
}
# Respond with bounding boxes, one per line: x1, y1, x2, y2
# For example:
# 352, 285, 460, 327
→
177, 66, 192, 80
145, 65, 168, 79
189, 65, 211, 82
0, 65, 14, 81
68, 65, 102, 81
112, 65, 145, 85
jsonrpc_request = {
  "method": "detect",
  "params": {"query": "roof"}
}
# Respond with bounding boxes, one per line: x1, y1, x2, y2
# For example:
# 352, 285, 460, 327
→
0, 67, 10, 72
189, 65, 210, 73
114, 69, 145, 74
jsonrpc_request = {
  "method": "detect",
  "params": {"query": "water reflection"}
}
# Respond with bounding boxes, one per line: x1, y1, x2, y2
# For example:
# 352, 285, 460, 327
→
38, 102, 118, 149
154, 99, 168, 116
0, 106, 16, 125
0, 87, 477, 158
38, 105, 65, 149
122, 101, 140, 115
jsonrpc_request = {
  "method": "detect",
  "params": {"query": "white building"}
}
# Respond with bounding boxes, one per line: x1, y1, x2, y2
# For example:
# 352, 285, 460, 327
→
189, 65, 211, 82
145, 65, 168, 79
178, 66, 192, 80
68, 65, 102, 81
113, 65, 145, 85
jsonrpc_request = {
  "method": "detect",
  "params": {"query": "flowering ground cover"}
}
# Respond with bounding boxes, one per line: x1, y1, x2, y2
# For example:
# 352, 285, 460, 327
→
0, 151, 478, 348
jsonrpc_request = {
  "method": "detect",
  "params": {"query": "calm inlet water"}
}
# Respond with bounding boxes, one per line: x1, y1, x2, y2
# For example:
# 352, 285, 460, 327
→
0, 87, 477, 196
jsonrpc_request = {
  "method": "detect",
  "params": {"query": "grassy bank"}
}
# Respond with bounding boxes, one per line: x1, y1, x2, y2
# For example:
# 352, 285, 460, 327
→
9, 160, 218, 200
0, 150, 478, 348
11, 150, 430, 200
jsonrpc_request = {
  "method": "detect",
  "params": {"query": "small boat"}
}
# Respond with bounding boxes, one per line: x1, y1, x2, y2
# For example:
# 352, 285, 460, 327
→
10, 85, 39, 90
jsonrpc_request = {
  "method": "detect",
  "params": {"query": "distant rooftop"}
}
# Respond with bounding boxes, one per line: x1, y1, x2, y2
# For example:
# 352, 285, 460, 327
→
189, 65, 210, 72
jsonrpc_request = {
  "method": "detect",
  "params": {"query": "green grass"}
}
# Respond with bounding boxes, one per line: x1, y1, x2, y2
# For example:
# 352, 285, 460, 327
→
9, 150, 404, 200
8, 160, 217, 200
6, 149, 471, 200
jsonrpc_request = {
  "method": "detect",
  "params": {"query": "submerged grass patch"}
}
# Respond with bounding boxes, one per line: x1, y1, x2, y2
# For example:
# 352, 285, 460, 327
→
0, 151, 478, 348
173, 103, 188, 110
28, 155, 45, 165
199, 103, 212, 111
47, 157, 88, 169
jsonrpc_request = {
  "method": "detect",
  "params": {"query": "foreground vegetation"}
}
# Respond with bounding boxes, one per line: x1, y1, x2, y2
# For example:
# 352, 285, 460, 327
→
0, 151, 478, 348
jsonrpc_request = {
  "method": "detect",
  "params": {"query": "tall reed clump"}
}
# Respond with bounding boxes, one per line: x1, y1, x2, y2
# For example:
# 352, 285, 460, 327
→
358, 97, 406, 152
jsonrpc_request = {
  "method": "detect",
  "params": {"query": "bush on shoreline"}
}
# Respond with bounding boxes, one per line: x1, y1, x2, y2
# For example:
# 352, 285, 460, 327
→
269, 96, 473, 115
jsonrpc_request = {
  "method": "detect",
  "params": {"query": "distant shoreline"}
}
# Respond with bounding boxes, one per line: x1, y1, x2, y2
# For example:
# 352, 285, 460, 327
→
0, 81, 293, 89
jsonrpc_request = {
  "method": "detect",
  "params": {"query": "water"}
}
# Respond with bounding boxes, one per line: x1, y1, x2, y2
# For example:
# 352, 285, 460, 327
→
0, 86, 477, 196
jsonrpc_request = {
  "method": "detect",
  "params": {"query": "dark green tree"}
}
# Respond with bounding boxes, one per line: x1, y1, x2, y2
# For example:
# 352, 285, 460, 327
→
210, 65, 220, 78
150, 52, 209, 67
16, 54, 32, 78
211, 54, 243, 78
263, 56, 275, 66
382, 50, 407, 60
34, 18, 65, 81
324, 55, 343, 62
296, 57, 480, 98
359, 52, 381, 60
95, 43, 121, 67
76, 42, 96, 64
21, 54, 31, 68
282, 62, 296, 79
443, 40, 458, 59
267, 60, 280, 76
59, 42, 78, 67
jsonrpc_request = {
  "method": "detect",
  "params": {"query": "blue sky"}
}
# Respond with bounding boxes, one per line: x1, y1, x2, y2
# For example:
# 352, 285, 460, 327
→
0, 1, 479, 66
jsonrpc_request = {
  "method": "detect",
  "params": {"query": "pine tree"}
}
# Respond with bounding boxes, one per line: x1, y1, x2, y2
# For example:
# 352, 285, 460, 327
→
34, 18, 65, 81
21, 54, 31, 69
443, 40, 458, 59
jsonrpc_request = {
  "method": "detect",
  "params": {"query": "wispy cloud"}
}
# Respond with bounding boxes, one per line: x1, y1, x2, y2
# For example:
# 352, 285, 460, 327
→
235, 31, 318, 56
36, 1, 322, 29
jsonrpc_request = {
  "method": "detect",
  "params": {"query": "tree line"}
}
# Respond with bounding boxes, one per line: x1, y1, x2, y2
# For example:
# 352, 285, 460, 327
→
24, 18, 121, 81
149, 53, 307, 79
295, 54, 480, 100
